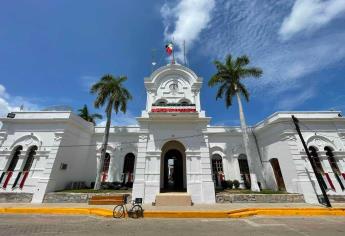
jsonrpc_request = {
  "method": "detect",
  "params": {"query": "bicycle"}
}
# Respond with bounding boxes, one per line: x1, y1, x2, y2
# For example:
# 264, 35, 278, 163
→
113, 196, 144, 219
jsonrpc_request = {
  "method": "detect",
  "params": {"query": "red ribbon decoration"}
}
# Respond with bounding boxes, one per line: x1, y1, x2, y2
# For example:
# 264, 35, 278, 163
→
2, 171, 13, 189
19, 171, 29, 189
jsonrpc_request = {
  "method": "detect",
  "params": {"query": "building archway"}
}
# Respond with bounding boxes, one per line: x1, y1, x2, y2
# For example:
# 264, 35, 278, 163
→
122, 153, 135, 186
238, 154, 250, 189
160, 140, 186, 192
211, 154, 224, 187
269, 158, 286, 191
101, 153, 111, 182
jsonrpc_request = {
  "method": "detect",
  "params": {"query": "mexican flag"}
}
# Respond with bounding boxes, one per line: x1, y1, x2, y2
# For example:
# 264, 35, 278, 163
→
165, 42, 173, 55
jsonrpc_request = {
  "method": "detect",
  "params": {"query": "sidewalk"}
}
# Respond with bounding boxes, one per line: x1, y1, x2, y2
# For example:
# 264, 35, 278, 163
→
1, 202, 345, 218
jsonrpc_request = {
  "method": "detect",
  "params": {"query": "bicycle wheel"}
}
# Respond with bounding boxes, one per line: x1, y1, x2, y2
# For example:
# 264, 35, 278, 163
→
129, 205, 143, 219
113, 205, 125, 218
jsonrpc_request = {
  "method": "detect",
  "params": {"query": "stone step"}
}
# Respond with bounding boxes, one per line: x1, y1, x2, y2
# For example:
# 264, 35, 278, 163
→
155, 192, 192, 206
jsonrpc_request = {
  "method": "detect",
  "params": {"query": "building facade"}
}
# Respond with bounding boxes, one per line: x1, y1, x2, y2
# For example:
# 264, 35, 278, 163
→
1, 64, 345, 204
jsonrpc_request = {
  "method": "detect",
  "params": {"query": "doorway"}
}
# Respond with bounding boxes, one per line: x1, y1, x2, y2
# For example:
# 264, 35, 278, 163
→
270, 158, 286, 191
160, 140, 186, 192
163, 149, 184, 191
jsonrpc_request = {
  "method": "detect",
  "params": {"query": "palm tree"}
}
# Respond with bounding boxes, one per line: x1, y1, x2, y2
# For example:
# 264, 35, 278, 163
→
208, 54, 263, 192
91, 74, 132, 190
78, 104, 103, 125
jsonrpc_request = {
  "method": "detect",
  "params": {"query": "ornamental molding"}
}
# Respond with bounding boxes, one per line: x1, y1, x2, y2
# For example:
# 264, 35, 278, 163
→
307, 135, 335, 150
230, 144, 244, 154
280, 132, 297, 141
54, 131, 64, 142
0, 132, 7, 146
10, 133, 42, 150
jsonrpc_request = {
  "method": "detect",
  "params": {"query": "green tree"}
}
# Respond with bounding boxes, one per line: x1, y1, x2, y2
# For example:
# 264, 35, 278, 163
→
208, 54, 263, 192
91, 74, 132, 190
78, 104, 102, 125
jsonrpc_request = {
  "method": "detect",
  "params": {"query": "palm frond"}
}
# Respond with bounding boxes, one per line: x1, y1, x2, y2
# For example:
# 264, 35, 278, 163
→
237, 82, 250, 102
239, 67, 263, 78
235, 55, 250, 68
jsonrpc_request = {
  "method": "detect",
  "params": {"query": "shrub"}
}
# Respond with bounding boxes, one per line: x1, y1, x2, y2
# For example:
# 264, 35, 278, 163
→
226, 180, 233, 189
233, 179, 240, 189
221, 180, 228, 189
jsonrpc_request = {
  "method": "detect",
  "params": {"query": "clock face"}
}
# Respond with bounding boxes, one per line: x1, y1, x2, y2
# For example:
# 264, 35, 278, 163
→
169, 83, 178, 91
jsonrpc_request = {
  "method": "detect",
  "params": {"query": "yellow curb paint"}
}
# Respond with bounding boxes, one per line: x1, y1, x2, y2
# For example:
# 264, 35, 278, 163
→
0, 207, 345, 218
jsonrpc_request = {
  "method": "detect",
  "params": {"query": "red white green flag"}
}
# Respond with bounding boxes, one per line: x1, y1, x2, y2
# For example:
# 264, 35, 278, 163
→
165, 42, 173, 55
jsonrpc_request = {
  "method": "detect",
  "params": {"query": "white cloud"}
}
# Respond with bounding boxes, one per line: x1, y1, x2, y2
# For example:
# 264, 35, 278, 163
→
81, 75, 99, 92
161, 0, 215, 62
97, 111, 137, 127
0, 84, 40, 117
276, 87, 316, 110
279, 0, 345, 40
201, 0, 345, 95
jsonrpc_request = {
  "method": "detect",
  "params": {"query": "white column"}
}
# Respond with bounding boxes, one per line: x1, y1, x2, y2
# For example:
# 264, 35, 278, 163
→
132, 134, 149, 203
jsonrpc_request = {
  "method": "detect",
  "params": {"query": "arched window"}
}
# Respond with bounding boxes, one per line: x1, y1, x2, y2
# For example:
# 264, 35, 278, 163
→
101, 153, 111, 182
23, 146, 37, 172
7, 146, 22, 172
123, 153, 135, 174
309, 146, 335, 190
269, 158, 286, 191
14, 146, 38, 189
155, 99, 168, 106
211, 154, 223, 187
122, 153, 135, 186
238, 154, 251, 189
178, 98, 192, 106
309, 146, 324, 174
0, 146, 22, 188
325, 146, 345, 190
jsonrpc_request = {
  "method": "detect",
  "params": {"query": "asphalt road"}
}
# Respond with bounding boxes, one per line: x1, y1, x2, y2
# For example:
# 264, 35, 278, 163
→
0, 214, 344, 236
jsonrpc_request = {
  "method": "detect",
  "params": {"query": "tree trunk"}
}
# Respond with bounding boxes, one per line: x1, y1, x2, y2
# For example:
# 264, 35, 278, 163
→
94, 105, 112, 190
236, 92, 260, 192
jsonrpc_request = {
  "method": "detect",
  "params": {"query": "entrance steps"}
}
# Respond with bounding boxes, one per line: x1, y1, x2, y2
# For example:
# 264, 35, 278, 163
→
155, 192, 192, 206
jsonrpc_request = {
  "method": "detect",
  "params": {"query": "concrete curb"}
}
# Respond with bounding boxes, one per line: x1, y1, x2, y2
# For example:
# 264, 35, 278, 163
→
0, 207, 345, 218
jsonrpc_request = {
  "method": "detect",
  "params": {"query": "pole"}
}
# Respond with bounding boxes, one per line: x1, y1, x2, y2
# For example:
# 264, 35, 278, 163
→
172, 38, 175, 64
291, 115, 332, 207
183, 40, 186, 66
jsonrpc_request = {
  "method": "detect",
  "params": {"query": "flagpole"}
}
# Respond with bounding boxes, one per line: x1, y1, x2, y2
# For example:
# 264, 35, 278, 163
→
183, 40, 186, 66
172, 47, 175, 64
172, 38, 175, 64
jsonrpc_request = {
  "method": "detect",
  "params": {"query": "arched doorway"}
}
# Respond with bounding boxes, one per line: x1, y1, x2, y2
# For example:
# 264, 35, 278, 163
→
211, 154, 224, 187
160, 140, 186, 192
122, 153, 135, 186
101, 153, 111, 182
269, 158, 286, 191
238, 154, 251, 189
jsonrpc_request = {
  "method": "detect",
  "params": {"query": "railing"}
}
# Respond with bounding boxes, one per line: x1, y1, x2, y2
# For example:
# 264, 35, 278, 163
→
152, 103, 196, 107
151, 104, 196, 113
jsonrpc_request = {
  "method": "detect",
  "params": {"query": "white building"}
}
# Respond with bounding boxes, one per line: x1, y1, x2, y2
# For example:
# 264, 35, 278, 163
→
1, 64, 345, 204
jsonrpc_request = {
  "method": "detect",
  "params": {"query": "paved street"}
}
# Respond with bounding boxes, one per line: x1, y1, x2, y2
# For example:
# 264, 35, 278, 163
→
0, 214, 344, 236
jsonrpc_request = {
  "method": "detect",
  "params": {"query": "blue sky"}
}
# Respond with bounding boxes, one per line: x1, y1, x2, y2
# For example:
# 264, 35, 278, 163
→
0, 0, 345, 126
